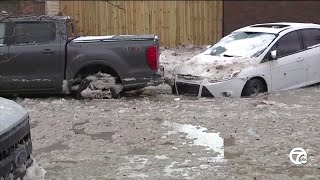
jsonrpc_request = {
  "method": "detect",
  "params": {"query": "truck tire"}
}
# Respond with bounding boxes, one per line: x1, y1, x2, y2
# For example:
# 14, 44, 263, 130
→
241, 78, 266, 97
75, 72, 123, 99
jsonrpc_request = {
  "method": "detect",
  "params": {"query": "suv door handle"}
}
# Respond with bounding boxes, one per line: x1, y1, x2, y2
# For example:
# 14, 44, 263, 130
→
296, 57, 304, 62
42, 49, 54, 55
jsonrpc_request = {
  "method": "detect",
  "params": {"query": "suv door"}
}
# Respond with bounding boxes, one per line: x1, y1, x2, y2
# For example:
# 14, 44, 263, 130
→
298, 28, 320, 85
0, 21, 64, 92
269, 31, 307, 91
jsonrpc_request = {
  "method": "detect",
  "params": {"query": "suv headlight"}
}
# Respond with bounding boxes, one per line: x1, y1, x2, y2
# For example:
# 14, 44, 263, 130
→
208, 70, 241, 83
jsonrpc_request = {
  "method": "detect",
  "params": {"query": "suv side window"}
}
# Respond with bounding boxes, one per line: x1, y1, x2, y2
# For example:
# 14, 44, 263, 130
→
273, 31, 302, 58
13, 22, 56, 45
300, 29, 320, 49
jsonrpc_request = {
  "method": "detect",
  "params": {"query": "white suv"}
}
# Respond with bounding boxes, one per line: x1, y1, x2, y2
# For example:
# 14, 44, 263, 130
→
173, 22, 320, 97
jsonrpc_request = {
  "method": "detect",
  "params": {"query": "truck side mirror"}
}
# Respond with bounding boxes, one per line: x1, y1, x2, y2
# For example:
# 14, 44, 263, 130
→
270, 50, 277, 60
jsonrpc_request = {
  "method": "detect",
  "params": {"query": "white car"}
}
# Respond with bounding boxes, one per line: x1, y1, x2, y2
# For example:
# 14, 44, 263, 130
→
173, 22, 320, 97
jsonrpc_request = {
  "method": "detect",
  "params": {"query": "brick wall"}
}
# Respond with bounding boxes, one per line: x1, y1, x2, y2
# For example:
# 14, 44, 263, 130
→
19, 0, 45, 15
0, 0, 45, 16
223, 1, 320, 36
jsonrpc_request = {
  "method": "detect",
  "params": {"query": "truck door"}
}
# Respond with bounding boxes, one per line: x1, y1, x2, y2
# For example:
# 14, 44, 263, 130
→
0, 22, 10, 89
0, 21, 64, 92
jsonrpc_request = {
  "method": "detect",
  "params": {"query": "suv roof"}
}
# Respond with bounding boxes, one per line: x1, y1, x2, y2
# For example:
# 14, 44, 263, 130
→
234, 22, 320, 34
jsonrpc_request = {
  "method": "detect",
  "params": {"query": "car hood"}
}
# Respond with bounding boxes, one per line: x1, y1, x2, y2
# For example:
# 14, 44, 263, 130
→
174, 52, 258, 79
0, 97, 28, 136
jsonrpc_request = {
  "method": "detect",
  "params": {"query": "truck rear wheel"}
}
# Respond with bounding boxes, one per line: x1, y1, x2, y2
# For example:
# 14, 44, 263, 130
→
75, 72, 123, 99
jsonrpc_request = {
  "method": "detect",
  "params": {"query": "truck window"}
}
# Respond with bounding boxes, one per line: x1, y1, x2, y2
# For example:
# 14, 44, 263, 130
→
13, 22, 56, 45
66, 20, 79, 39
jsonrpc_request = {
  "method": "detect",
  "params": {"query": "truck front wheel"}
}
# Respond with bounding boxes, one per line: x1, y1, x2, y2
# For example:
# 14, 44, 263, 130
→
75, 72, 123, 99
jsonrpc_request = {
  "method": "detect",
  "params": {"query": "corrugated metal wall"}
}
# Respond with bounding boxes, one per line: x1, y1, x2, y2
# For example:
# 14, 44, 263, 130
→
59, 0, 223, 47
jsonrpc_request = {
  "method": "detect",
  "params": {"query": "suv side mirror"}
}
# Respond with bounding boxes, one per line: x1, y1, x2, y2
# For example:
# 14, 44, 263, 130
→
270, 50, 277, 60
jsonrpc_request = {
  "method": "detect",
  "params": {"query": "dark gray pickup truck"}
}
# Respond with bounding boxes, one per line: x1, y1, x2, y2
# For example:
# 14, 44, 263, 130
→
0, 97, 33, 179
0, 15, 163, 98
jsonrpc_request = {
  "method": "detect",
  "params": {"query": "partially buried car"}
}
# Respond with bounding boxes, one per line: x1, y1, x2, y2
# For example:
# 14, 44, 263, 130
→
172, 22, 320, 98
0, 97, 33, 179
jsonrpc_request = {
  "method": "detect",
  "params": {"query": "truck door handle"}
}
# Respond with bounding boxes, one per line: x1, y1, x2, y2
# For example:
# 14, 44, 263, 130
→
42, 49, 54, 54
296, 57, 304, 62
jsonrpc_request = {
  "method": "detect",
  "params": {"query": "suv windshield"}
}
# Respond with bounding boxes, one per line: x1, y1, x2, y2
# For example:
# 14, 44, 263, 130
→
207, 32, 276, 58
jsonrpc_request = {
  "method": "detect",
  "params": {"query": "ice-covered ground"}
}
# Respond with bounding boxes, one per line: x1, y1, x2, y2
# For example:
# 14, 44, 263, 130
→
12, 47, 320, 179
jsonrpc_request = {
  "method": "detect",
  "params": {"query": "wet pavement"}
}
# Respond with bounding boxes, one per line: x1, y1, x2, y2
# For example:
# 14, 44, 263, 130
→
14, 84, 320, 179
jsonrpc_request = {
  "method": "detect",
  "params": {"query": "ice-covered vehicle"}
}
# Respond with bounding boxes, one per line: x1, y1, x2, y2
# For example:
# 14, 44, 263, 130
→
171, 22, 320, 97
0, 97, 33, 179
0, 15, 163, 99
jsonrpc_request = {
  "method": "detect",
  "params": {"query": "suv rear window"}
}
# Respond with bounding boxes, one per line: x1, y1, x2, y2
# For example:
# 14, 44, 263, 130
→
13, 22, 56, 45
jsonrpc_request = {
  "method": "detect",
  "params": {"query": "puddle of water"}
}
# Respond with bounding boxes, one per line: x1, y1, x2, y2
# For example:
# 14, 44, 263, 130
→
71, 122, 115, 142
162, 121, 224, 160
224, 136, 235, 147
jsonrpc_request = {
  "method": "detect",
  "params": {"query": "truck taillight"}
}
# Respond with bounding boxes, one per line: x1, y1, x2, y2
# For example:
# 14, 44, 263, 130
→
146, 46, 158, 71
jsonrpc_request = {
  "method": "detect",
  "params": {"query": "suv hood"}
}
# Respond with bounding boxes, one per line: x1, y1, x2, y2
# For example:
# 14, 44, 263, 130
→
0, 97, 28, 136
174, 51, 258, 79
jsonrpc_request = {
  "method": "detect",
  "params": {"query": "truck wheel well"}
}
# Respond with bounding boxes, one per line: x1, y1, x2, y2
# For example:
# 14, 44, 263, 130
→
75, 65, 122, 83
241, 76, 268, 96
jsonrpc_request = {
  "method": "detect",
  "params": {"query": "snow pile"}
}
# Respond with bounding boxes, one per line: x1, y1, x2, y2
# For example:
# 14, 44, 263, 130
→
174, 54, 253, 79
159, 46, 207, 79
80, 72, 123, 99
23, 159, 46, 180
164, 33, 275, 79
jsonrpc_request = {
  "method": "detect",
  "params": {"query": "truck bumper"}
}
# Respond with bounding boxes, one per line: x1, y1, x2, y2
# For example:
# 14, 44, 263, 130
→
147, 65, 165, 86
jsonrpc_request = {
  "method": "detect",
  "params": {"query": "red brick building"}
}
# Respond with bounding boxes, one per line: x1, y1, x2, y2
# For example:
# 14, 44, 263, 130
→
223, 1, 320, 36
0, 1, 45, 16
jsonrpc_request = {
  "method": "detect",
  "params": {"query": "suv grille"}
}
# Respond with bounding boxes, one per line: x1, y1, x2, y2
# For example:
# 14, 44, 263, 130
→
177, 74, 204, 81
0, 133, 32, 162
176, 82, 214, 97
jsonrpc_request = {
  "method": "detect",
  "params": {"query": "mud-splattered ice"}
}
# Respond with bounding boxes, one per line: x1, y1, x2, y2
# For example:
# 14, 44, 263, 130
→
13, 47, 320, 179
